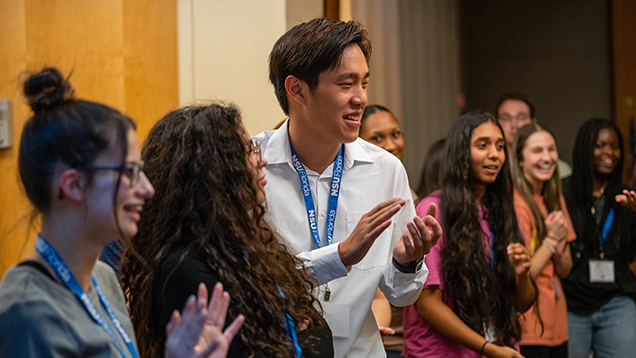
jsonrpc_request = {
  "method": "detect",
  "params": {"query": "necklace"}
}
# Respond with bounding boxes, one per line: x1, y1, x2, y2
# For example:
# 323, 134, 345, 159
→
591, 181, 608, 215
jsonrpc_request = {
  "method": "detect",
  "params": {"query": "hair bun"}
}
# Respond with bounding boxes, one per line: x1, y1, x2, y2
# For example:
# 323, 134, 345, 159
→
24, 67, 75, 112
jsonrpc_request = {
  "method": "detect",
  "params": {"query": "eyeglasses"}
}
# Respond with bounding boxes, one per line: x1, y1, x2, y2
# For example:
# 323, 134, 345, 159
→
498, 113, 530, 122
249, 140, 262, 165
81, 161, 145, 187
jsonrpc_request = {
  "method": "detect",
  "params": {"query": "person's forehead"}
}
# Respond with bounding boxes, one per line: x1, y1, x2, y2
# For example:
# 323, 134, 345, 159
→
498, 99, 530, 114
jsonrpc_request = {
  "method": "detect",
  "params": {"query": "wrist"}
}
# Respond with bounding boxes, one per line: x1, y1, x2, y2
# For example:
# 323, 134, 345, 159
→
392, 257, 422, 273
479, 341, 489, 356
542, 239, 556, 254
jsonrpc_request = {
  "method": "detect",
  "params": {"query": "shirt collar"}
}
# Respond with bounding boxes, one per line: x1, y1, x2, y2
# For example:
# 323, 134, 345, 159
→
264, 119, 374, 171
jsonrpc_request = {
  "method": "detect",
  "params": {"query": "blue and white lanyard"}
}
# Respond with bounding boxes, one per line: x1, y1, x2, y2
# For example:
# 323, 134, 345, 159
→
290, 143, 344, 248
278, 287, 302, 357
599, 208, 615, 253
35, 235, 139, 358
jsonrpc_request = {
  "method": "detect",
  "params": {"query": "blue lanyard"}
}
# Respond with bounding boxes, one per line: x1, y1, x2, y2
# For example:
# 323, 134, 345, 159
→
290, 143, 344, 248
600, 208, 614, 252
278, 287, 302, 357
35, 235, 139, 358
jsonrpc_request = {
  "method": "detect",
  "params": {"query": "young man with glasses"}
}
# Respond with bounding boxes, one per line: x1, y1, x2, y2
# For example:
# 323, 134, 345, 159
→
496, 91, 572, 177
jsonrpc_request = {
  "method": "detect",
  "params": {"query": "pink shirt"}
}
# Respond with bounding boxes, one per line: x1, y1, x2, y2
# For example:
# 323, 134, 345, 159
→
403, 191, 519, 358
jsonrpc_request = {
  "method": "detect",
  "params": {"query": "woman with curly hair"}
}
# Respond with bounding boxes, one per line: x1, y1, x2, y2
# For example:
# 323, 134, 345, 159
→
402, 111, 536, 358
121, 103, 333, 358
510, 123, 574, 358
561, 118, 636, 358
0, 67, 242, 358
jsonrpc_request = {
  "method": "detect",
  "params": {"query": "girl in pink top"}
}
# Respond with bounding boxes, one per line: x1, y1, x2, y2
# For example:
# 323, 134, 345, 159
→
403, 111, 536, 358
511, 123, 574, 358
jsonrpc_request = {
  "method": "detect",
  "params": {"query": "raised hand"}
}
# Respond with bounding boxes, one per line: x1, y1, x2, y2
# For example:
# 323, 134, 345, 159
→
338, 198, 405, 267
544, 210, 568, 243
507, 243, 531, 276
393, 203, 442, 266
165, 282, 244, 358
616, 189, 636, 212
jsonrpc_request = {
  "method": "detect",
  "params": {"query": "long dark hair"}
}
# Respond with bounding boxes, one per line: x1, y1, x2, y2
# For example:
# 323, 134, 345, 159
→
567, 118, 625, 211
511, 123, 562, 253
440, 111, 523, 345
19, 67, 134, 226
415, 138, 446, 201
120, 103, 323, 358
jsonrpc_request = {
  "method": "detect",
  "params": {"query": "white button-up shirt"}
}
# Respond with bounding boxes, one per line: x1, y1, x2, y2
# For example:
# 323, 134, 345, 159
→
254, 121, 428, 358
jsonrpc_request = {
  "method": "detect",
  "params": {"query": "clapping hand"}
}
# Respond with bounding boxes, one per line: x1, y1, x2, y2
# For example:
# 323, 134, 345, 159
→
165, 282, 244, 358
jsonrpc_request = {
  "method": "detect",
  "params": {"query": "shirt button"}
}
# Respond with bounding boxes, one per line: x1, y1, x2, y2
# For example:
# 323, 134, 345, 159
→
321, 210, 327, 217
576, 252, 581, 258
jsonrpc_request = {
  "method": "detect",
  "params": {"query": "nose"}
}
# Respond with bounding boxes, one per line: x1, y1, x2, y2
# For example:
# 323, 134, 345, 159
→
137, 171, 155, 199
259, 155, 268, 169
351, 84, 367, 108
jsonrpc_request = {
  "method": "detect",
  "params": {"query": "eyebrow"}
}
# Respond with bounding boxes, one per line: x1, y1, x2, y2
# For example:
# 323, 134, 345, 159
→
336, 71, 370, 81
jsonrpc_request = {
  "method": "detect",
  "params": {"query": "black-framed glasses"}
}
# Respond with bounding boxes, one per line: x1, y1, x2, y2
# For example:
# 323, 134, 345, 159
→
249, 140, 262, 165
80, 161, 145, 187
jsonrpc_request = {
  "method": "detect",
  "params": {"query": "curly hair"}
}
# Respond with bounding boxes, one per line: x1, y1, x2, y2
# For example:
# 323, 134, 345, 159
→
511, 123, 563, 253
120, 103, 323, 358
440, 111, 524, 346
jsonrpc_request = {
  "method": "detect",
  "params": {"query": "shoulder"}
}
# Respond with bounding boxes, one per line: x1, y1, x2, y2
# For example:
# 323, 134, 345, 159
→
0, 269, 77, 356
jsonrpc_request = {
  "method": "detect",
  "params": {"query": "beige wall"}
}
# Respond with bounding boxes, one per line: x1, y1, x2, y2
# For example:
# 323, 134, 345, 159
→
177, 0, 288, 135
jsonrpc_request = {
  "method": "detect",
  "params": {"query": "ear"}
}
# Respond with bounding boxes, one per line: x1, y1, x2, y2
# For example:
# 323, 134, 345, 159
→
58, 168, 87, 202
284, 75, 306, 107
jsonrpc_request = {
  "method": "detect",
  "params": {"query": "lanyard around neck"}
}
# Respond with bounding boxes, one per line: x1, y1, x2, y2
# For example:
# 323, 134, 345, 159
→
599, 208, 615, 252
35, 235, 139, 358
290, 143, 344, 248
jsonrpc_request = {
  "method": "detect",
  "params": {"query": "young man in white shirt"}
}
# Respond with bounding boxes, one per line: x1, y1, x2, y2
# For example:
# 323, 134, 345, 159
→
254, 18, 442, 357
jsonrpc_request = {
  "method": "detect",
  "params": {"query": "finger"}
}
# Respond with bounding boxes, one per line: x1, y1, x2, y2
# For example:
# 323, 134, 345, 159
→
197, 283, 209, 311
207, 282, 224, 325
407, 219, 424, 252
426, 216, 443, 241
224, 314, 245, 342
166, 310, 181, 337
368, 202, 403, 226
365, 219, 393, 242
214, 292, 231, 330
425, 203, 437, 218
367, 198, 404, 217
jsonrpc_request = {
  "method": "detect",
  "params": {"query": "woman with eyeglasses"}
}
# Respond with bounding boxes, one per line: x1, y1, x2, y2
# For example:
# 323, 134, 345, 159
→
121, 103, 334, 358
0, 67, 243, 358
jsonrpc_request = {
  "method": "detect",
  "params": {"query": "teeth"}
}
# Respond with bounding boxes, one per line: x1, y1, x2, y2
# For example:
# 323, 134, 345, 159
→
539, 164, 551, 169
344, 115, 360, 120
603, 158, 613, 164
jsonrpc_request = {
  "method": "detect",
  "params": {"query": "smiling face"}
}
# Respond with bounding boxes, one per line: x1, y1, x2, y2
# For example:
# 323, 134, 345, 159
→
85, 128, 155, 241
359, 110, 405, 160
593, 128, 621, 177
520, 130, 558, 194
300, 43, 369, 148
470, 121, 506, 186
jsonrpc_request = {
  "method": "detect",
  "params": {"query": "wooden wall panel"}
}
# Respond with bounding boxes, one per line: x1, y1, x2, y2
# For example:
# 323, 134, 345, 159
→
612, 0, 636, 184
0, 0, 177, 276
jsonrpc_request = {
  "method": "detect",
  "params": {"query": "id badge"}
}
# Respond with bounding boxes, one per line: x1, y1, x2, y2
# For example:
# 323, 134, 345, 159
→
322, 302, 350, 338
589, 259, 615, 283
